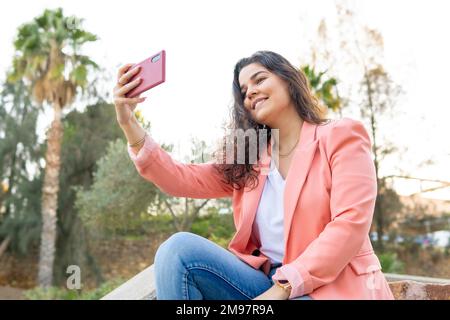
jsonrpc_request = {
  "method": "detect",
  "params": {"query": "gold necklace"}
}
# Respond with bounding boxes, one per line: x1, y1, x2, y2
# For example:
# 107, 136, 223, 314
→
278, 136, 300, 157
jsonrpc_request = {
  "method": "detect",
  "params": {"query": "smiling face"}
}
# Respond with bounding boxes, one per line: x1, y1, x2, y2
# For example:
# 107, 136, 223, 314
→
238, 63, 294, 127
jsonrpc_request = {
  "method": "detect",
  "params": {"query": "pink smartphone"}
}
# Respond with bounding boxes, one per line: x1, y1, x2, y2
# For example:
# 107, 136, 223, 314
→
126, 50, 166, 98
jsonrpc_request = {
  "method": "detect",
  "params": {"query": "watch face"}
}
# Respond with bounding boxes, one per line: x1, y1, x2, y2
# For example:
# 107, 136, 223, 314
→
276, 279, 291, 290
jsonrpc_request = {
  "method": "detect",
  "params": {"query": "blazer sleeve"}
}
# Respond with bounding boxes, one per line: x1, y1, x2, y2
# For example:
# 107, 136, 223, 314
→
272, 118, 377, 299
127, 133, 234, 199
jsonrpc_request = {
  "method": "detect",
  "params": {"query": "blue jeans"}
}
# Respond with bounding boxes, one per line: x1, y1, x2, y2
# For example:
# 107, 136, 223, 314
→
154, 232, 313, 300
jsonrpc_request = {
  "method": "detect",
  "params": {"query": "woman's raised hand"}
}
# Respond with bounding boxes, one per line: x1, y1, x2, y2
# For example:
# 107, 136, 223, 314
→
113, 63, 146, 127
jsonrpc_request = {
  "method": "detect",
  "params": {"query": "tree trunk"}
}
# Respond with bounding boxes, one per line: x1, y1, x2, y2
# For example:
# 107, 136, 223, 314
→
364, 71, 385, 252
38, 101, 63, 287
0, 236, 11, 260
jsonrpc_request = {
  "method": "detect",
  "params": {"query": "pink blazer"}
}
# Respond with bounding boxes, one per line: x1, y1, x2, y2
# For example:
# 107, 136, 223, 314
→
128, 117, 395, 300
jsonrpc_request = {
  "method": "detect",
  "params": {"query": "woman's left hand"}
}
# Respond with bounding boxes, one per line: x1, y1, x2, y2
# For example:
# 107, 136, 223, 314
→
253, 284, 290, 300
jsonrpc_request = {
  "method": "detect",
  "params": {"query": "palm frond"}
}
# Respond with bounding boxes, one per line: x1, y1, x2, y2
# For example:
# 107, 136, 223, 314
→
8, 8, 98, 107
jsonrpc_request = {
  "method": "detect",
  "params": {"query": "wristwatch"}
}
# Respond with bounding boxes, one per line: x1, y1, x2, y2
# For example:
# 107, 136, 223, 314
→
274, 279, 292, 292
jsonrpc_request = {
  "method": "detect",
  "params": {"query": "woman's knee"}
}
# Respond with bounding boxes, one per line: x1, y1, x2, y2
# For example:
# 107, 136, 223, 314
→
154, 232, 200, 265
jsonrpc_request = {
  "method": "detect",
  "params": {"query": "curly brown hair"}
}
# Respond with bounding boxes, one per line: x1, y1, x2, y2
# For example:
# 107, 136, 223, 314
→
212, 50, 328, 192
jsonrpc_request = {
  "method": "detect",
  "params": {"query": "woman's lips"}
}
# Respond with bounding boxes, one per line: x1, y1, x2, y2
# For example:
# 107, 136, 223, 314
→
254, 98, 268, 110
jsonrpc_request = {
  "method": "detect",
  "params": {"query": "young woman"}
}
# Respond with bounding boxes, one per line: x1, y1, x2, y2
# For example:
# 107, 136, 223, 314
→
113, 50, 395, 300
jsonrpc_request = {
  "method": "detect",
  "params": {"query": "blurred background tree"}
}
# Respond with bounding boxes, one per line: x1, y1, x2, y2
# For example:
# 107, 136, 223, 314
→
302, 65, 341, 114
7, 8, 99, 286
0, 80, 43, 258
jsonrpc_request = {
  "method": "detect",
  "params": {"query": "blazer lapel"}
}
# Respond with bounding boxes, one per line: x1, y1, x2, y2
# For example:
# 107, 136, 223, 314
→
282, 122, 318, 252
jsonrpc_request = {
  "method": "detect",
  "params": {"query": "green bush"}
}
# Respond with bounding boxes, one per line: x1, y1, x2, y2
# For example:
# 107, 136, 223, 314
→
191, 213, 235, 248
24, 278, 125, 300
378, 252, 404, 274
146, 213, 176, 234
24, 287, 80, 300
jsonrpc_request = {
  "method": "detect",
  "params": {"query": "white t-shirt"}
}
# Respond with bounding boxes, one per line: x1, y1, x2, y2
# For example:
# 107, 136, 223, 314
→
251, 156, 286, 264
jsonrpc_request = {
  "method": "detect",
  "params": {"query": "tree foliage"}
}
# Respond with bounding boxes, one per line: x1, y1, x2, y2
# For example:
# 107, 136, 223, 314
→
0, 80, 44, 255
74, 138, 159, 234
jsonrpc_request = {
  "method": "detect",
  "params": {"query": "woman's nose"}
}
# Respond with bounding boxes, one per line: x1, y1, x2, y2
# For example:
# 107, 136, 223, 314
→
246, 87, 258, 100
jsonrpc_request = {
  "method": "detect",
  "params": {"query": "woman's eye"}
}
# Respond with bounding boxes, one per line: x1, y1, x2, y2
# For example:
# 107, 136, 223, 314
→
241, 78, 266, 99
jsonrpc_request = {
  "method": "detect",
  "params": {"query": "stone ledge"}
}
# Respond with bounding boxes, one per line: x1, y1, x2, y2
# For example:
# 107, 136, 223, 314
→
384, 273, 450, 284
101, 264, 450, 300
388, 280, 450, 300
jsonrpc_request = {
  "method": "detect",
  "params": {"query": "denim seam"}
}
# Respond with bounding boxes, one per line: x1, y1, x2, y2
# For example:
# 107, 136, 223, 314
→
185, 264, 254, 299
183, 269, 189, 299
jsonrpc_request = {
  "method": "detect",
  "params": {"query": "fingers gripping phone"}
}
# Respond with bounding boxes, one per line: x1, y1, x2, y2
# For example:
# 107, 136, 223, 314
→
126, 50, 166, 98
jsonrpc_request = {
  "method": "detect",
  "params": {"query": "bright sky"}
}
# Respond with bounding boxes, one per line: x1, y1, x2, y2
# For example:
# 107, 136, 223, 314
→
1, 0, 450, 200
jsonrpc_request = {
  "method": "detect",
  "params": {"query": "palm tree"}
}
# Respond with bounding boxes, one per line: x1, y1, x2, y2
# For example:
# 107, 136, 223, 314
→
302, 65, 342, 115
8, 8, 98, 287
